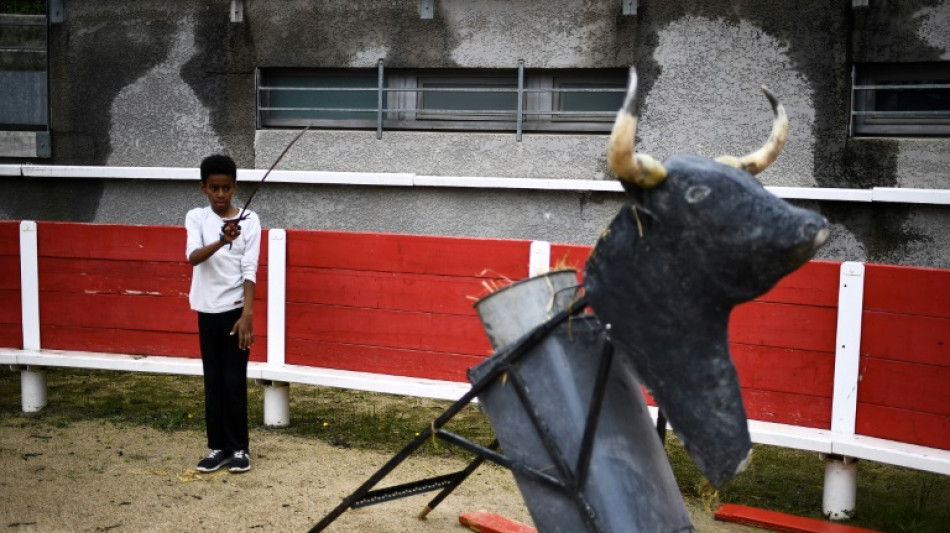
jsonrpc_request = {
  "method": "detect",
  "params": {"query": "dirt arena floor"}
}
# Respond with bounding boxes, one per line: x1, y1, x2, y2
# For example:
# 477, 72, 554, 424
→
0, 416, 758, 532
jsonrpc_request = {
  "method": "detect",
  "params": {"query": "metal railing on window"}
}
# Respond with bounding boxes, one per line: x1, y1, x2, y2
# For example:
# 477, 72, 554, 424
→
257, 60, 626, 141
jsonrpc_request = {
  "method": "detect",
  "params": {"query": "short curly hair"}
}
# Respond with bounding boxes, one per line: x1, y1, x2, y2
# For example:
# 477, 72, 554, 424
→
199, 154, 237, 183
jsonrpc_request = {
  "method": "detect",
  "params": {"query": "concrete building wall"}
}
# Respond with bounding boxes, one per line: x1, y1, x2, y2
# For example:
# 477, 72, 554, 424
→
1, 0, 948, 267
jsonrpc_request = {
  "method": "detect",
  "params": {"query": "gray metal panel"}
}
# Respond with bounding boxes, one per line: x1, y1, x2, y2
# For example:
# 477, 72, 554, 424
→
0, 71, 47, 125
420, 0, 434, 19
35, 131, 50, 158
0, 131, 44, 158
230, 0, 244, 23
49, 0, 64, 23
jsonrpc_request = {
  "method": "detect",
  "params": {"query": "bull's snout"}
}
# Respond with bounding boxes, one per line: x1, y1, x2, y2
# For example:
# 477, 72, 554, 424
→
802, 217, 830, 249
785, 213, 829, 267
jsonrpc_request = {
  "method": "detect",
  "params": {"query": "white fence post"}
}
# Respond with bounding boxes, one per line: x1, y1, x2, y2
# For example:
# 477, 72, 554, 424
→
263, 228, 290, 427
20, 366, 47, 413
824, 261, 866, 520
267, 229, 287, 368
20, 221, 40, 351
262, 381, 290, 427
19, 221, 46, 413
529, 240, 551, 277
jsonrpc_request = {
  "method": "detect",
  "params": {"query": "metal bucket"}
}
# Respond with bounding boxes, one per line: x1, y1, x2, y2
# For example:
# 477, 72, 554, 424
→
470, 271, 693, 533
474, 269, 581, 350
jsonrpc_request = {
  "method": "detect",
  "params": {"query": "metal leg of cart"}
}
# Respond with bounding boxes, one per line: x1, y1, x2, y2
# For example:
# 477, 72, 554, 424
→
308, 297, 590, 533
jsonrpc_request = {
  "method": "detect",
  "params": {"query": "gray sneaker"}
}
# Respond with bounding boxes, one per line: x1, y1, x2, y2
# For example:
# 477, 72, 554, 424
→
196, 449, 231, 472
229, 449, 251, 473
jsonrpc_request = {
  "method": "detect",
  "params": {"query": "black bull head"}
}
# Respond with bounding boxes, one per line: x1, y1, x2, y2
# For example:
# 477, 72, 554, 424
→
584, 69, 829, 488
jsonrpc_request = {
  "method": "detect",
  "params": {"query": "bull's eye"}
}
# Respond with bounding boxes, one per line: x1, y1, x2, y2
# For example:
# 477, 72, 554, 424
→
685, 185, 711, 203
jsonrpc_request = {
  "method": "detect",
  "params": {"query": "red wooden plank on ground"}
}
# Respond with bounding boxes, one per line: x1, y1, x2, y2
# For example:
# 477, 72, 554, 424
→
743, 388, 832, 429
286, 230, 529, 279
285, 303, 490, 356
857, 358, 950, 417
459, 511, 537, 533
756, 260, 840, 307
864, 263, 950, 318
860, 311, 949, 366
286, 267, 484, 315
715, 504, 884, 533
285, 339, 482, 382
731, 344, 835, 398
855, 403, 950, 451
730, 301, 837, 353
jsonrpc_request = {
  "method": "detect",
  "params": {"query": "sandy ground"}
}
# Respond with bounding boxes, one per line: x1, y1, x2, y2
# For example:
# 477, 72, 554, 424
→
0, 417, 757, 533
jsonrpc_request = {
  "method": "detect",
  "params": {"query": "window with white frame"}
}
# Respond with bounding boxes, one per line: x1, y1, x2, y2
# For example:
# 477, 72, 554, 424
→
851, 63, 950, 136
257, 66, 627, 135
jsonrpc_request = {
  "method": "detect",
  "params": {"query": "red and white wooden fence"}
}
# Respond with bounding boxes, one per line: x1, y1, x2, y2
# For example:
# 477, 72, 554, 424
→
1, 220, 948, 519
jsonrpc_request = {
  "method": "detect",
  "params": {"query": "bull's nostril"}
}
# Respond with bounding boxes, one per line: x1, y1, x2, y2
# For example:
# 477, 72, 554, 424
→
800, 220, 829, 249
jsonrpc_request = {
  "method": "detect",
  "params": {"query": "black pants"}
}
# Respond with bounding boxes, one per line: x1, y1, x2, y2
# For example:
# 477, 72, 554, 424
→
198, 308, 249, 453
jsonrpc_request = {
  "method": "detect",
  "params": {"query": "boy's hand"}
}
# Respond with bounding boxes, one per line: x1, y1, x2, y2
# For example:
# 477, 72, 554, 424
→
221, 220, 242, 245
230, 313, 254, 351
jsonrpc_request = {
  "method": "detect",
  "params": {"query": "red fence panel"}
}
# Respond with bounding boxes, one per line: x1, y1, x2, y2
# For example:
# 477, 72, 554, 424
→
35, 222, 269, 362
0, 221, 22, 348
856, 264, 950, 450
284, 230, 530, 382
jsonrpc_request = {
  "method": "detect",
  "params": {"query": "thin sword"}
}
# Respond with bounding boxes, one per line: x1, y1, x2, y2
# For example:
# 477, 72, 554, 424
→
227, 125, 310, 226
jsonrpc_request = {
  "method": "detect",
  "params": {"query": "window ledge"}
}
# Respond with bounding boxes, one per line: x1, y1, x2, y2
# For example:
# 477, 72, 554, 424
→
0, 131, 49, 158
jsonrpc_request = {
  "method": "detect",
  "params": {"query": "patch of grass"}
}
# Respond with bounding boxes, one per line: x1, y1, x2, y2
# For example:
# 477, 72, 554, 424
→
665, 431, 950, 532
0, 368, 206, 433
2, 367, 949, 531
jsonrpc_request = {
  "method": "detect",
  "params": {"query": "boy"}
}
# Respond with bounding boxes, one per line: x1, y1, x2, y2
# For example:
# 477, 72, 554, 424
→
186, 154, 261, 473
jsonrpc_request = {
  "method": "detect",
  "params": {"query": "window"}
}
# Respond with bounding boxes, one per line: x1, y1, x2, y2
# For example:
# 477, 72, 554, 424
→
257, 64, 627, 136
851, 63, 950, 136
0, 8, 51, 158
258, 69, 381, 128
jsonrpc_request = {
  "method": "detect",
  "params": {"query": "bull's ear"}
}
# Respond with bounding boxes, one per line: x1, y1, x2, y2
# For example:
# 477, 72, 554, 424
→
608, 68, 667, 188
715, 85, 788, 176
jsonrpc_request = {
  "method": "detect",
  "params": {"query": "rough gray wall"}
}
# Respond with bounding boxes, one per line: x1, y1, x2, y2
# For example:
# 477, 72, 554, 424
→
255, 130, 615, 179
247, 0, 636, 69
38, 0, 255, 167
1, 0, 948, 267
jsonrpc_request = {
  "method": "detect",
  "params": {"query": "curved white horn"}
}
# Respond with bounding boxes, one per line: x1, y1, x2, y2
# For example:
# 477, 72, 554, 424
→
607, 68, 667, 188
715, 85, 788, 175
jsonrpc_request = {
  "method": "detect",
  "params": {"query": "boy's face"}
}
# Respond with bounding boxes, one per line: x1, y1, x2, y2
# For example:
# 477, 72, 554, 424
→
200, 173, 238, 217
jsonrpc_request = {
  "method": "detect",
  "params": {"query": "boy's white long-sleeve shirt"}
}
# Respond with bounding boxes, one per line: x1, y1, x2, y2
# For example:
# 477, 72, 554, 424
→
185, 206, 261, 313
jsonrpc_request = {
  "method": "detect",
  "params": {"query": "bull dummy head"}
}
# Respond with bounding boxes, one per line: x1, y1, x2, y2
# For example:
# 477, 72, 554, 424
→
584, 68, 829, 488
